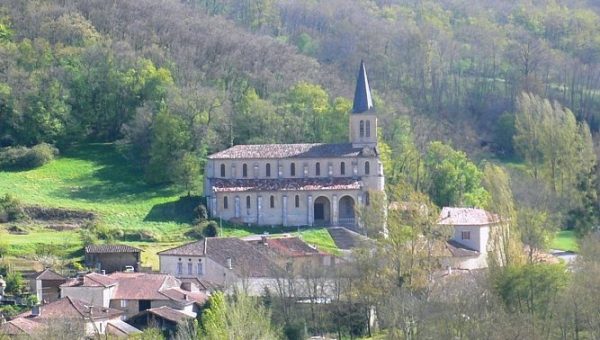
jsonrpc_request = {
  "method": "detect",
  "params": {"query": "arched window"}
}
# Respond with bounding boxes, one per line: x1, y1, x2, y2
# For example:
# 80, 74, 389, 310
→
270, 195, 275, 208
315, 162, 320, 176
365, 161, 370, 175
359, 120, 364, 137
340, 162, 346, 175
266, 163, 271, 177
242, 163, 248, 178
246, 196, 251, 209
223, 196, 228, 209
295, 195, 300, 208
290, 163, 296, 177
366, 120, 371, 137
365, 192, 370, 206
220, 164, 226, 177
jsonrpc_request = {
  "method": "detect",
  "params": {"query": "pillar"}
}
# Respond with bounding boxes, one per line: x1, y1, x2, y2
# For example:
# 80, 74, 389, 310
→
282, 195, 288, 226
257, 196, 263, 225
307, 195, 314, 226
332, 194, 339, 226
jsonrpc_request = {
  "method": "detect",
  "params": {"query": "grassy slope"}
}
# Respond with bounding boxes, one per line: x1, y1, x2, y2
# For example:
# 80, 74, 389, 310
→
550, 230, 579, 252
0, 144, 337, 268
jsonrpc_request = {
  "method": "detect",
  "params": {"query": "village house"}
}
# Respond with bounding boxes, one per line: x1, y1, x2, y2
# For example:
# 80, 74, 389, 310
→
0, 296, 133, 337
203, 61, 384, 229
84, 244, 142, 273
127, 305, 196, 336
438, 207, 501, 270
158, 237, 281, 296
28, 268, 67, 304
60, 272, 207, 319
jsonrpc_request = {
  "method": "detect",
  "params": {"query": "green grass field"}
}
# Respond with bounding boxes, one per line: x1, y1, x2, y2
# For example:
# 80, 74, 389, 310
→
551, 230, 579, 252
0, 144, 337, 267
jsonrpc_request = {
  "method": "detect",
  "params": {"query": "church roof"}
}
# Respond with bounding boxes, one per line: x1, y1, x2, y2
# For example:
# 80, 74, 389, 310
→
211, 178, 361, 193
208, 143, 367, 160
352, 60, 374, 114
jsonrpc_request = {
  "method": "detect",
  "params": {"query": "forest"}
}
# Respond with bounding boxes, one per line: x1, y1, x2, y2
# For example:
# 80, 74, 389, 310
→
0, 0, 600, 338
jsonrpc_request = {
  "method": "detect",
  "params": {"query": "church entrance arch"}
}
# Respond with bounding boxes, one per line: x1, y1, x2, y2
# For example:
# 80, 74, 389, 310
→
338, 195, 356, 226
313, 196, 331, 226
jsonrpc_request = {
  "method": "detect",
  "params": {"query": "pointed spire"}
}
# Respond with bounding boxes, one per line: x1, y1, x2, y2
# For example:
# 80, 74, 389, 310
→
352, 60, 374, 114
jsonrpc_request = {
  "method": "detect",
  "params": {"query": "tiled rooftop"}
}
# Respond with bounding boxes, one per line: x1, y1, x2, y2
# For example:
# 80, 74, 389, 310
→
208, 143, 367, 160
438, 207, 500, 226
211, 177, 361, 193
85, 244, 142, 253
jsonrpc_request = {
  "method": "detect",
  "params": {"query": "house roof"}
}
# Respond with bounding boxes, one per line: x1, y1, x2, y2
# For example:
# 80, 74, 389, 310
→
208, 143, 367, 160
248, 237, 325, 258
18, 296, 122, 321
158, 237, 280, 278
211, 178, 361, 193
179, 277, 221, 292
438, 207, 500, 226
109, 273, 180, 301
106, 319, 142, 335
0, 317, 42, 335
352, 60, 375, 114
160, 288, 208, 306
446, 240, 480, 258
144, 306, 195, 324
85, 244, 142, 254
35, 268, 66, 281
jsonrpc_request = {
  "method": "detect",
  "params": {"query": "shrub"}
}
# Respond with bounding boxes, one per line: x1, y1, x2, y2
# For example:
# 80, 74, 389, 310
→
194, 204, 208, 222
0, 143, 58, 170
0, 194, 26, 223
5, 271, 25, 295
203, 221, 219, 237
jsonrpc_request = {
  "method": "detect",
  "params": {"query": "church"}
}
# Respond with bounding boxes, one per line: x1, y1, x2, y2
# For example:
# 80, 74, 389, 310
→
203, 62, 385, 228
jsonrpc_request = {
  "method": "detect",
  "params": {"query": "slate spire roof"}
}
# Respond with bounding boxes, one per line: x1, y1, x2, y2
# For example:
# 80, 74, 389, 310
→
352, 60, 374, 114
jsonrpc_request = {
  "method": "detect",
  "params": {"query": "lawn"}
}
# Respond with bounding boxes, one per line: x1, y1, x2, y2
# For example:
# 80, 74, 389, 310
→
0, 144, 338, 265
551, 230, 579, 252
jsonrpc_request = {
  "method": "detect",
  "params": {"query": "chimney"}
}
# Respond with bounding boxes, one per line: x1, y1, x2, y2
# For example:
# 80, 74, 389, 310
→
181, 282, 192, 292
447, 265, 452, 275
101, 270, 106, 275
226, 257, 232, 270
184, 293, 189, 301
31, 305, 42, 317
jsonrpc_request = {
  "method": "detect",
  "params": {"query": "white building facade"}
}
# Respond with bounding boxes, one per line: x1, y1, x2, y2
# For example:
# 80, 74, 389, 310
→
203, 62, 384, 228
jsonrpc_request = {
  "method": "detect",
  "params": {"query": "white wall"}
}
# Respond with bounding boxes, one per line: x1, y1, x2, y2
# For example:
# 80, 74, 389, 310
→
61, 286, 112, 308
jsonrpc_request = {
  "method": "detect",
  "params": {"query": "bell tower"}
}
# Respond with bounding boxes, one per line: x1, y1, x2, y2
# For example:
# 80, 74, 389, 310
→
350, 61, 377, 148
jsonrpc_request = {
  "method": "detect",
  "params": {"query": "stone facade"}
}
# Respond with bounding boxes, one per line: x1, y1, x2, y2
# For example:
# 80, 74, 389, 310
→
204, 62, 385, 228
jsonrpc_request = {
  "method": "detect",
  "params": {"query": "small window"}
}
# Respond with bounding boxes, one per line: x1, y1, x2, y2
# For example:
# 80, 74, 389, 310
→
242, 163, 248, 178
120, 300, 128, 308
177, 262, 183, 276
461, 231, 471, 240
187, 262, 193, 275
270, 195, 275, 208
291, 163, 296, 177
246, 196, 251, 209
359, 120, 364, 137
197, 262, 203, 275
316, 162, 320, 176
340, 162, 346, 175
266, 163, 271, 177
366, 120, 371, 137
220, 164, 226, 177
365, 161, 370, 175
295, 195, 300, 208
223, 196, 228, 210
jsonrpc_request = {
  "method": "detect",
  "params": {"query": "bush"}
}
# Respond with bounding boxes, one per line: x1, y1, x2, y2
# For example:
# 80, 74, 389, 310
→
5, 271, 25, 295
0, 194, 26, 223
194, 204, 208, 222
0, 143, 58, 170
203, 221, 219, 237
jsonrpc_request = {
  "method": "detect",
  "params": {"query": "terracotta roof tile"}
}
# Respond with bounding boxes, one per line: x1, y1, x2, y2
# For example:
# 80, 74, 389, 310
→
248, 237, 324, 258
145, 306, 194, 323
446, 240, 480, 257
159, 237, 281, 277
35, 268, 66, 281
85, 244, 142, 253
109, 273, 179, 300
212, 178, 361, 193
208, 143, 366, 160
0, 317, 42, 335
18, 297, 122, 321
438, 207, 500, 226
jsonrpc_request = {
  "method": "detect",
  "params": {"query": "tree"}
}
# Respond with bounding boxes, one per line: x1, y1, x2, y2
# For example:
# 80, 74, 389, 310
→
355, 190, 387, 238
518, 208, 555, 263
175, 152, 202, 196
201, 291, 281, 339
424, 142, 489, 207
5, 271, 25, 295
